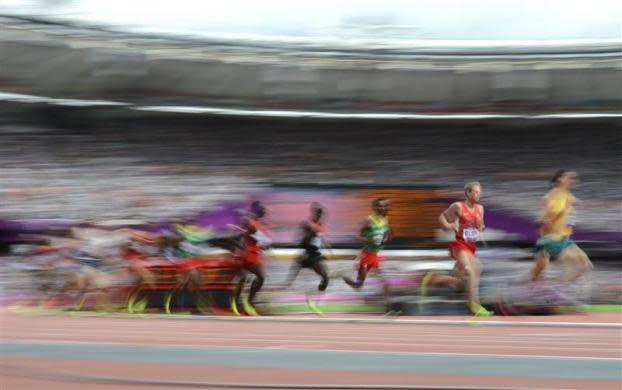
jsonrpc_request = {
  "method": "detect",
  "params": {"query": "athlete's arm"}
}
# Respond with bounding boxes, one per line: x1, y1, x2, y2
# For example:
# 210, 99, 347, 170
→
308, 221, 324, 234
308, 221, 330, 248
359, 219, 371, 241
439, 202, 460, 232
246, 218, 257, 234
385, 226, 393, 242
477, 205, 486, 231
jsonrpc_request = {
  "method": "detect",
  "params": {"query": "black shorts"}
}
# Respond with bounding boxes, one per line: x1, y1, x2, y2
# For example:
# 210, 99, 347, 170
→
296, 251, 325, 268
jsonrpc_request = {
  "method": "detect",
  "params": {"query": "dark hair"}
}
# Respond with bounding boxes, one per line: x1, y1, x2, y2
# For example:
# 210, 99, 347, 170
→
250, 201, 265, 216
310, 202, 324, 214
373, 198, 388, 207
551, 170, 567, 187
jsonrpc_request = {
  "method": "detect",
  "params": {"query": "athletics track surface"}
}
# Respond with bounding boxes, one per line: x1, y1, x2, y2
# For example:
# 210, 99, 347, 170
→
1, 310, 621, 389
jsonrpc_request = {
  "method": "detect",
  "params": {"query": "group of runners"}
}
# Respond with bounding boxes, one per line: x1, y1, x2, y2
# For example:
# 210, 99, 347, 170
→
16, 169, 593, 317
232, 169, 593, 317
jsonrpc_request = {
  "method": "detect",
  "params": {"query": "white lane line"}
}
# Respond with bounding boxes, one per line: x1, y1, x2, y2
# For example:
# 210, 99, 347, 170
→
23, 310, 619, 328
9, 322, 611, 335
2, 91, 621, 120
0, 92, 129, 106
133, 105, 622, 120
121, 313, 622, 328
9, 322, 619, 338
8, 328, 618, 346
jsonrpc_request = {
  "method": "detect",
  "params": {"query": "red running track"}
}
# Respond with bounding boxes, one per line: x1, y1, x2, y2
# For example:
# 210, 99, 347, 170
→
1, 310, 621, 389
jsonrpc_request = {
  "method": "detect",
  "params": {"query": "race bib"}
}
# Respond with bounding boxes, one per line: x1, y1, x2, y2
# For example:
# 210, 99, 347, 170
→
373, 233, 385, 245
462, 228, 479, 242
310, 235, 322, 248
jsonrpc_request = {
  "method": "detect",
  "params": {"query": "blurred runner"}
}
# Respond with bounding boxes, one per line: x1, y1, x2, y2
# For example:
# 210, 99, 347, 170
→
230, 201, 271, 316
282, 202, 330, 314
342, 198, 394, 311
283, 202, 330, 290
529, 170, 593, 283
421, 182, 492, 316
59, 228, 136, 311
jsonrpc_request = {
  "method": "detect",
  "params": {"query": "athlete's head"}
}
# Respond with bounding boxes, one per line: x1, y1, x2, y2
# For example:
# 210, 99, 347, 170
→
551, 170, 577, 189
310, 202, 324, 221
373, 198, 389, 216
249, 201, 266, 218
464, 182, 481, 203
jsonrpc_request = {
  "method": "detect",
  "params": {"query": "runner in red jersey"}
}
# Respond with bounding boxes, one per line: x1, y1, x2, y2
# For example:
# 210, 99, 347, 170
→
230, 201, 271, 316
421, 182, 492, 316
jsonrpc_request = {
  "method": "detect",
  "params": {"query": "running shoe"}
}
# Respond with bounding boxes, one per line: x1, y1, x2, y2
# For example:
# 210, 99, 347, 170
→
229, 295, 240, 316
420, 271, 437, 298
242, 296, 258, 316
469, 302, 493, 317
306, 293, 323, 316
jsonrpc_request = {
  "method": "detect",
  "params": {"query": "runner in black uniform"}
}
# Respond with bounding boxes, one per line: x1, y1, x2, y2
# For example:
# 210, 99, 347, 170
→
283, 202, 329, 292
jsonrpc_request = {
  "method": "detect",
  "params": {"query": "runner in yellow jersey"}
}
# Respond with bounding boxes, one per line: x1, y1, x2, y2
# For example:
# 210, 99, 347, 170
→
529, 170, 593, 282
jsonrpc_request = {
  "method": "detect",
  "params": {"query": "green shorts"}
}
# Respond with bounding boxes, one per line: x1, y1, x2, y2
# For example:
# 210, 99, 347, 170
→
534, 236, 574, 258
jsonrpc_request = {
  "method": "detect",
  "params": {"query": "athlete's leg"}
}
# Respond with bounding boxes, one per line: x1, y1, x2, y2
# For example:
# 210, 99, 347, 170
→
457, 251, 480, 304
283, 256, 303, 289
530, 251, 551, 281
246, 263, 265, 304
74, 268, 101, 310
557, 244, 593, 283
374, 268, 396, 313
302, 257, 329, 315
186, 269, 202, 291
455, 250, 491, 316
48, 269, 84, 308
128, 262, 156, 290
421, 248, 464, 292
90, 268, 114, 310
230, 267, 247, 315
422, 272, 462, 290
343, 266, 368, 288
311, 260, 329, 291
455, 250, 479, 304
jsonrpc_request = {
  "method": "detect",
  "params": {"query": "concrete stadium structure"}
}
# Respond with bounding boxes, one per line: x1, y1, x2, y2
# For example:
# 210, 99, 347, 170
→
1, 15, 620, 114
